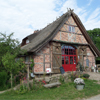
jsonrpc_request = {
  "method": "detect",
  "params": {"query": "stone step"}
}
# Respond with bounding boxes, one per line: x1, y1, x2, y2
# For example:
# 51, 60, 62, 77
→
44, 82, 61, 88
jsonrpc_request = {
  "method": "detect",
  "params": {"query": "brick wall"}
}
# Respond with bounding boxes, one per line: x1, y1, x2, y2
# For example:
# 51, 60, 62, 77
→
53, 16, 87, 44
84, 47, 95, 68
34, 43, 51, 73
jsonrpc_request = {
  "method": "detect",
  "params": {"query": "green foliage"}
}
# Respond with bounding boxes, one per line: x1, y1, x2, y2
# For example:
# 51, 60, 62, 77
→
16, 84, 28, 94
59, 75, 65, 83
0, 70, 7, 86
83, 73, 90, 78
30, 59, 34, 68
0, 33, 22, 70
0, 32, 26, 88
2, 52, 25, 74
87, 28, 100, 60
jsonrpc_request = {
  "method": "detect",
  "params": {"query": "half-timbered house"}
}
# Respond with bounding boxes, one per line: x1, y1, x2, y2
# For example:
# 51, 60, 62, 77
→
21, 9, 100, 74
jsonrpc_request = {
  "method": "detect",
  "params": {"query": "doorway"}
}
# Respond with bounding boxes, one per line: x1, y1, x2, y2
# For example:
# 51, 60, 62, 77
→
62, 45, 77, 71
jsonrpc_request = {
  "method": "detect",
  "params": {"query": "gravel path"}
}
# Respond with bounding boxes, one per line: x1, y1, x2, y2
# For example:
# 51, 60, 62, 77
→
83, 94, 100, 100
87, 72, 100, 81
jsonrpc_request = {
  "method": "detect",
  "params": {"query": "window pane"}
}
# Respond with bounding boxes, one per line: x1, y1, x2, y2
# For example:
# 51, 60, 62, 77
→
61, 46, 64, 55
72, 27, 75, 32
25, 56, 29, 62
62, 56, 64, 64
69, 26, 75, 32
70, 56, 73, 64
74, 57, 76, 64
65, 46, 68, 55
26, 39, 29, 44
86, 59, 89, 67
69, 26, 71, 32
65, 56, 69, 64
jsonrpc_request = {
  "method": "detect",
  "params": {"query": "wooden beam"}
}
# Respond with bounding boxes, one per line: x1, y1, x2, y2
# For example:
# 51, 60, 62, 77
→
52, 40, 89, 46
59, 30, 82, 35
64, 23, 77, 27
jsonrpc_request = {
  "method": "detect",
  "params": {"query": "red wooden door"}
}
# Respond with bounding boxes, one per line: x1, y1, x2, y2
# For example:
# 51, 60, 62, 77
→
62, 45, 77, 71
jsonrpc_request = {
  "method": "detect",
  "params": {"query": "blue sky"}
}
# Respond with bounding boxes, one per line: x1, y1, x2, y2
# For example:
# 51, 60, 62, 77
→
0, 0, 100, 42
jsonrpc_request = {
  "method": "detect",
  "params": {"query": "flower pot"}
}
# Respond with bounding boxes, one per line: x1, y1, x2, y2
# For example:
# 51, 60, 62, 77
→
76, 85, 84, 90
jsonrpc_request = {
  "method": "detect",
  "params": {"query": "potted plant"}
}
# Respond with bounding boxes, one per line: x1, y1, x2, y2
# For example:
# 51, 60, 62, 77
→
74, 78, 85, 90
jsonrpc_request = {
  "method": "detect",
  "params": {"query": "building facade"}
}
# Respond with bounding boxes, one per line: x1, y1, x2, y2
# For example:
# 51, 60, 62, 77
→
21, 9, 100, 74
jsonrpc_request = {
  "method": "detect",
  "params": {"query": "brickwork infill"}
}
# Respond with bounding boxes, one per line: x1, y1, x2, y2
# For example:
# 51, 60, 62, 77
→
53, 16, 87, 44
34, 44, 51, 73
84, 47, 95, 68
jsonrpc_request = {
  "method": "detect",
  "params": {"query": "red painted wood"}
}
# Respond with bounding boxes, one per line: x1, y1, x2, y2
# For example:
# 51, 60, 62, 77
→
62, 45, 77, 71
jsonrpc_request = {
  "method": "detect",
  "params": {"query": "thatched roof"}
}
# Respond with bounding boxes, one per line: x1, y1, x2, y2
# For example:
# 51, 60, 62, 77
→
21, 10, 100, 57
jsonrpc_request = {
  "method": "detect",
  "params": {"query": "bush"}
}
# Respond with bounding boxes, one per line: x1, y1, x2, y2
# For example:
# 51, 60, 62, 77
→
16, 84, 28, 94
83, 73, 90, 78
0, 70, 7, 87
59, 75, 65, 83
70, 72, 79, 81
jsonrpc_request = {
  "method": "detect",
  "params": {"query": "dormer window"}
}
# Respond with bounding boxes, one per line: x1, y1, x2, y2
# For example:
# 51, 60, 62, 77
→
26, 39, 29, 44
69, 26, 75, 33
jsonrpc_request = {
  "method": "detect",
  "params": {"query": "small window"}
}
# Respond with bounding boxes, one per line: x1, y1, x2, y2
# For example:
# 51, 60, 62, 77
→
25, 56, 30, 62
69, 26, 75, 32
86, 59, 89, 67
26, 39, 29, 44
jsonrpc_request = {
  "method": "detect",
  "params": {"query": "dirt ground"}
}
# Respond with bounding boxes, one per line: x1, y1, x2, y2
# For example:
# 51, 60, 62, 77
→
87, 72, 100, 81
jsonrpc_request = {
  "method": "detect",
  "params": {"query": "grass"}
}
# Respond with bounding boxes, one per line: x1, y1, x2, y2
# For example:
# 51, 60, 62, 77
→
0, 79, 100, 100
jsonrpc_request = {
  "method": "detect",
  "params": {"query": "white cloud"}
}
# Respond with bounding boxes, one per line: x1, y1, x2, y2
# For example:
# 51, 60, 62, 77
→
0, 0, 100, 42
0, 0, 58, 42
59, 0, 100, 31
87, 0, 93, 6
84, 8, 100, 30
59, 0, 88, 25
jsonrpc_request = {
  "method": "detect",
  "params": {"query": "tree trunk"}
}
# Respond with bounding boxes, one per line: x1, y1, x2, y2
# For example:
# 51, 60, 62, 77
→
11, 73, 13, 88
27, 64, 30, 90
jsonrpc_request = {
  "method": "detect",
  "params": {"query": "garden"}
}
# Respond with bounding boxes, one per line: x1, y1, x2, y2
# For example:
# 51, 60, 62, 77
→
1, 71, 100, 100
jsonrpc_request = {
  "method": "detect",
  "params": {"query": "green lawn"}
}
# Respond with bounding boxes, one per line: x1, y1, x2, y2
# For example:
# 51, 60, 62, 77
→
0, 79, 100, 100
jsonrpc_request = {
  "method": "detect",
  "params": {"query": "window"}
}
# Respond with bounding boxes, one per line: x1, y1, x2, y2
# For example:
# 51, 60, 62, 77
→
74, 57, 76, 64
86, 59, 89, 67
61, 45, 76, 55
69, 26, 75, 32
26, 39, 29, 44
65, 56, 69, 64
25, 56, 30, 62
70, 56, 73, 64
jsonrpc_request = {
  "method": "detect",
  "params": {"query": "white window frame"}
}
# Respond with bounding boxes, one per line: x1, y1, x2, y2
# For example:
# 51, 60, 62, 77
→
26, 39, 29, 44
69, 26, 75, 33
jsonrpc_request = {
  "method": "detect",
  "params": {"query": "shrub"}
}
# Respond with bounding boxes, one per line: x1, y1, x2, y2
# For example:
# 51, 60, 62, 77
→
0, 70, 7, 87
16, 84, 28, 94
83, 73, 90, 78
70, 72, 79, 81
59, 75, 65, 83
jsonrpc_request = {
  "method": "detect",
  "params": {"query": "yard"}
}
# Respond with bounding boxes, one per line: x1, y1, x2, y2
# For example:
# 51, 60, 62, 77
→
0, 79, 100, 100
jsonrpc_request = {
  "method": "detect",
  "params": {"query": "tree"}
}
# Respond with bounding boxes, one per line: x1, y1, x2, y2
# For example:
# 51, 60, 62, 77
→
0, 33, 21, 70
0, 32, 25, 88
2, 52, 25, 88
87, 28, 100, 60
